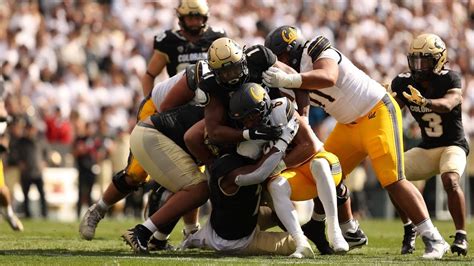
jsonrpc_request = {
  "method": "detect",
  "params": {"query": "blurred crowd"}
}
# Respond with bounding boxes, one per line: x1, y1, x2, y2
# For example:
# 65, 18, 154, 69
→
0, 0, 473, 219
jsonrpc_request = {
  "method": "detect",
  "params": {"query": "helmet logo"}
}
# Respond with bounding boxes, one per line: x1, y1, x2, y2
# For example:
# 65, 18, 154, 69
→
249, 86, 264, 102
434, 38, 444, 49
281, 28, 297, 44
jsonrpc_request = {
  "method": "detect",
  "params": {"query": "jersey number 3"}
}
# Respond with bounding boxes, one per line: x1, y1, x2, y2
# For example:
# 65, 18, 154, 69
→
422, 113, 443, 137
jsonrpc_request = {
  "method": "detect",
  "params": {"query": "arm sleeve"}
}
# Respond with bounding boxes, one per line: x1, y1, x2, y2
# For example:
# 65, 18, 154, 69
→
235, 151, 285, 186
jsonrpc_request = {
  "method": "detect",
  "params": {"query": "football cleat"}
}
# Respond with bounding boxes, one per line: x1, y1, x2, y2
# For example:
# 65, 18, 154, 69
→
79, 204, 106, 240
421, 233, 449, 259
122, 224, 152, 254
450, 233, 468, 256
342, 220, 368, 249
332, 234, 349, 254
4, 213, 23, 232
289, 241, 315, 258
148, 236, 176, 251
401, 223, 416, 255
302, 219, 334, 255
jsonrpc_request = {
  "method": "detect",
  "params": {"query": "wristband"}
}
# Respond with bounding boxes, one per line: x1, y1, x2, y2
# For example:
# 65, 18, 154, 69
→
289, 74, 303, 88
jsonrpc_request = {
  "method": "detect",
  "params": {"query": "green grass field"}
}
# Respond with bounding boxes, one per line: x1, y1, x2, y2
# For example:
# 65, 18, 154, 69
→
0, 218, 473, 265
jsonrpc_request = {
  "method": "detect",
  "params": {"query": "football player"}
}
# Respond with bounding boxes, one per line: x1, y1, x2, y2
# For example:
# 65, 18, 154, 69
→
390, 33, 469, 256
263, 25, 449, 259
121, 99, 208, 254
142, 0, 225, 97
183, 83, 348, 257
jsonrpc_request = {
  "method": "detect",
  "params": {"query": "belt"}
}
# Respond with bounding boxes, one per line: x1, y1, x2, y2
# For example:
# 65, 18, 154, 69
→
137, 121, 155, 129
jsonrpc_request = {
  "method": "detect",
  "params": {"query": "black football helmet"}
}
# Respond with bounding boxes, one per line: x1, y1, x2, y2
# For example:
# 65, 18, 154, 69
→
229, 83, 272, 127
264, 25, 305, 69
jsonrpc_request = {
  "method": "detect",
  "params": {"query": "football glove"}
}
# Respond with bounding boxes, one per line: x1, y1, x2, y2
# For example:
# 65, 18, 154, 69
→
244, 124, 283, 141
262, 67, 302, 88
402, 85, 428, 107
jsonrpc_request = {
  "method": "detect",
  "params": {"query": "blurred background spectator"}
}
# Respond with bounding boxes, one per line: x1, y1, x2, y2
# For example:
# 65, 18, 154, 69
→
0, 0, 472, 220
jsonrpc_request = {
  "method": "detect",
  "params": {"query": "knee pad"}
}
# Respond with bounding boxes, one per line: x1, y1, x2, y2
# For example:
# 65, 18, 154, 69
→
112, 170, 140, 194
336, 183, 350, 207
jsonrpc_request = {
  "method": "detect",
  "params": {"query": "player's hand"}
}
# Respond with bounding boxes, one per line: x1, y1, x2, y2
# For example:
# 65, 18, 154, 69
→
262, 67, 302, 88
402, 85, 428, 106
246, 124, 283, 141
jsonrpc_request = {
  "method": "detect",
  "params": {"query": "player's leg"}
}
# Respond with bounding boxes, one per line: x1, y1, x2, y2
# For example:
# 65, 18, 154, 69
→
267, 175, 314, 258
80, 97, 156, 240
393, 147, 439, 254
439, 146, 468, 256
123, 125, 208, 253
0, 161, 23, 231
240, 229, 296, 256
310, 152, 349, 253
314, 123, 367, 251
369, 94, 448, 259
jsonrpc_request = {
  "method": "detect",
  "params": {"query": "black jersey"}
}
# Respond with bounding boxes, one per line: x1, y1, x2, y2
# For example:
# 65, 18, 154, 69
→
149, 103, 204, 155
391, 70, 469, 155
209, 153, 260, 240
199, 45, 277, 108
154, 26, 226, 76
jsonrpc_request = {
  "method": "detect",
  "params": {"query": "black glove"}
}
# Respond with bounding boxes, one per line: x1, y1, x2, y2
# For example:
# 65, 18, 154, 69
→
246, 124, 283, 141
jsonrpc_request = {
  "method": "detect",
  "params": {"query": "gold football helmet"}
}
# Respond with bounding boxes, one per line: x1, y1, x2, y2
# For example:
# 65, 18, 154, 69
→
208, 37, 249, 89
407, 33, 447, 80
177, 0, 209, 35
177, 0, 209, 17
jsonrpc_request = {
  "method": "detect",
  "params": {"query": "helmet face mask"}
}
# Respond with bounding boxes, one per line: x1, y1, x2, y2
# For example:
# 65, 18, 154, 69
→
214, 57, 248, 87
407, 33, 447, 82
208, 38, 249, 90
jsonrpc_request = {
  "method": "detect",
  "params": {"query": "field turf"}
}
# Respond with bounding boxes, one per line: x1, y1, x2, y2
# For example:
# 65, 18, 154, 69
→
0, 218, 472, 265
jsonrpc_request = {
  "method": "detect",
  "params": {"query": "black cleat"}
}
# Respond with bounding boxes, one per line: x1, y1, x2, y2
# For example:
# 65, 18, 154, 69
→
401, 223, 416, 255
122, 224, 152, 254
450, 232, 468, 256
342, 220, 368, 250
302, 219, 335, 255
148, 235, 176, 251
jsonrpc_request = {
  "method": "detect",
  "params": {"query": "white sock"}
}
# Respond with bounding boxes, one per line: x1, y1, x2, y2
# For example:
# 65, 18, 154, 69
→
403, 221, 413, 227
153, 231, 169, 240
6, 205, 13, 217
312, 212, 326, 222
184, 223, 200, 235
97, 199, 110, 212
416, 219, 442, 240
310, 158, 341, 244
456, 230, 467, 235
268, 177, 304, 244
143, 218, 158, 233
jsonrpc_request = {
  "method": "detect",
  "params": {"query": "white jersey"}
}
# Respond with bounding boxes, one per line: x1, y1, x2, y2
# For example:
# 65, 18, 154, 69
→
237, 97, 323, 159
300, 39, 386, 124
150, 66, 209, 110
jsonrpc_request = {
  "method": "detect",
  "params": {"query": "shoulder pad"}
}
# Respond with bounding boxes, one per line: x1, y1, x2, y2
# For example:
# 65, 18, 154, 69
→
307, 36, 332, 62
186, 60, 211, 91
